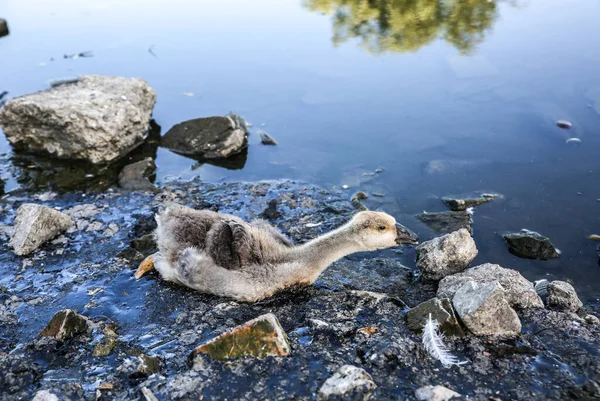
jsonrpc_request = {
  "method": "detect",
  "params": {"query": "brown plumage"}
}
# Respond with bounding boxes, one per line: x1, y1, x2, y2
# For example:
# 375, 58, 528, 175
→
136, 204, 418, 302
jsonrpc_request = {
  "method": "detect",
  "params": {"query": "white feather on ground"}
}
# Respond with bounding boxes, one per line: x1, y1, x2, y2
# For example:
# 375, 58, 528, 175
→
422, 313, 468, 367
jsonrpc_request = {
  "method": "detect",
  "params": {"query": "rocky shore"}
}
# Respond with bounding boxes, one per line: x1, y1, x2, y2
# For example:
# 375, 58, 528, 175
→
1, 179, 599, 401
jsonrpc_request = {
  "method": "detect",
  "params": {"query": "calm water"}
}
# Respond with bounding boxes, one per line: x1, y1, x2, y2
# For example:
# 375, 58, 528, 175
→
1, 0, 599, 301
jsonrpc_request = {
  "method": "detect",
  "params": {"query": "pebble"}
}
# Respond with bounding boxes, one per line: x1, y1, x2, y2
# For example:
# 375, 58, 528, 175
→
556, 120, 572, 129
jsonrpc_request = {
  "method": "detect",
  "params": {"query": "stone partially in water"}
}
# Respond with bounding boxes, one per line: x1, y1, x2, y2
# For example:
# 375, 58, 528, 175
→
258, 130, 278, 145
0, 19, 8, 38
416, 211, 472, 234
416, 229, 478, 281
191, 313, 290, 360
118, 157, 158, 193
317, 365, 376, 401
38, 309, 90, 341
547, 281, 583, 313
556, 120, 572, 129
503, 229, 560, 260
437, 263, 543, 310
32, 390, 59, 401
93, 326, 119, 357
405, 298, 464, 337
415, 385, 461, 401
10, 204, 73, 256
442, 192, 501, 211
452, 280, 521, 337
0, 75, 156, 163
161, 115, 248, 159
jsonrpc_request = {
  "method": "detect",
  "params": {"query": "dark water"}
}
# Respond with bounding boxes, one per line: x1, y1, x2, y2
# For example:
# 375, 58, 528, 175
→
1, 0, 600, 301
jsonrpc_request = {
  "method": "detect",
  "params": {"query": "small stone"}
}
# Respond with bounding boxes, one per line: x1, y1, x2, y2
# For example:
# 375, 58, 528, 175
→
452, 280, 521, 337
351, 191, 368, 211
556, 120, 572, 129
39, 309, 90, 340
534, 279, 549, 302
442, 192, 501, 211
547, 281, 583, 312
32, 390, 59, 401
342, 185, 349, 190
135, 354, 162, 378
415, 385, 461, 401
191, 313, 290, 360
374, 168, 383, 174
317, 365, 376, 401
141, 387, 160, 401
584, 314, 599, 325
437, 263, 543, 309
118, 157, 158, 193
161, 115, 247, 159
93, 327, 119, 357
258, 130, 277, 145
405, 298, 464, 336
503, 229, 559, 260
0, 19, 8, 37
416, 229, 478, 280
0, 75, 156, 163
416, 211, 472, 234
10, 204, 73, 256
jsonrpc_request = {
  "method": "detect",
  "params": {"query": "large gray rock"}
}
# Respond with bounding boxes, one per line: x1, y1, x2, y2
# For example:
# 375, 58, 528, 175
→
452, 281, 522, 337
547, 281, 583, 312
416, 211, 472, 234
405, 298, 464, 336
317, 365, 376, 401
161, 115, 248, 159
503, 229, 560, 260
10, 204, 73, 255
0, 75, 156, 163
437, 263, 543, 309
416, 229, 478, 280
415, 385, 461, 401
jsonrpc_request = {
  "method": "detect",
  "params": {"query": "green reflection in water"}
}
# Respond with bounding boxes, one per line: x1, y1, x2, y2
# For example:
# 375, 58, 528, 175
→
304, 0, 517, 54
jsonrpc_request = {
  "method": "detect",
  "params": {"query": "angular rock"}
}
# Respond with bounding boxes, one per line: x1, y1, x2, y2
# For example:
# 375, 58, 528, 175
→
0, 19, 8, 38
405, 298, 464, 336
416, 229, 478, 280
442, 192, 501, 211
317, 365, 376, 401
32, 390, 59, 401
0, 75, 156, 163
258, 130, 278, 145
416, 211, 472, 234
437, 263, 543, 309
10, 204, 73, 255
452, 280, 521, 336
585, 314, 600, 325
39, 309, 90, 340
191, 313, 290, 360
161, 115, 248, 159
547, 281, 583, 313
503, 229, 560, 260
93, 326, 119, 357
118, 354, 162, 379
415, 385, 461, 401
118, 157, 158, 192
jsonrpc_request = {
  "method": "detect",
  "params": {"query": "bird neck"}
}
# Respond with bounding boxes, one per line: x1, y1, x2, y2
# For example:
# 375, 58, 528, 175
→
287, 223, 362, 283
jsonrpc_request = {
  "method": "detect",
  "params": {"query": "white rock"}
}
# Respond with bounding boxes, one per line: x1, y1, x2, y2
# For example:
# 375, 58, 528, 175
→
547, 281, 583, 313
318, 365, 376, 401
452, 280, 521, 337
9, 204, 73, 256
437, 263, 543, 309
0, 75, 156, 163
415, 385, 461, 401
32, 390, 59, 401
416, 229, 478, 280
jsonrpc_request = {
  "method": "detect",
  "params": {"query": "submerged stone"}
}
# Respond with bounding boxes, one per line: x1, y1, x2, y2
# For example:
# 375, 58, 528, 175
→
452, 280, 521, 337
416, 211, 472, 234
118, 157, 158, 193
258, 130, 278, 145
415, 385, 461, 401
161, 115, 247, 159
405, 298, 464, 336
437, 263, 543, 310
39, 309, 90, 341
442, 192, 501, 211
503, 229, 560, 260
191, 313, 290, 360
317, 365, 376, 401
415, 229, 478, 281
93, 326, 119, 357
10, 204, 73, 256
0, 75, 156, 163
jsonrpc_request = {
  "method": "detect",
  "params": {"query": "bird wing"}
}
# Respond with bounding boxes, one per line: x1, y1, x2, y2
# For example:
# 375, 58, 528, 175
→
207, 218, 255, 270
250, 219, 294, 247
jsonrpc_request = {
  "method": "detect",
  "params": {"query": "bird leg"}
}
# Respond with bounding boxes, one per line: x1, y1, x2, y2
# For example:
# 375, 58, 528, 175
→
135, 254, 155, 279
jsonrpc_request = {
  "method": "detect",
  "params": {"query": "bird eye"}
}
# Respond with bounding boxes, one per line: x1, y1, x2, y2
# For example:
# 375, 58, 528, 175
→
378, 225, 386, 231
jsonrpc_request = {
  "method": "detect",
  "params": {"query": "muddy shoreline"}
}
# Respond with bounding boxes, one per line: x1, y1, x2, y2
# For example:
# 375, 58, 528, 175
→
1, 179, 599, 400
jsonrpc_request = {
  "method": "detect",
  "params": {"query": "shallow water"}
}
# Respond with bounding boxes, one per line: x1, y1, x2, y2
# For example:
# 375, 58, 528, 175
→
1, 0, 600, 302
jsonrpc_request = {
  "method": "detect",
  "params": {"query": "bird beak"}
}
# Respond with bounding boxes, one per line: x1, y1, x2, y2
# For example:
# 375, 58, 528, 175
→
395, 223, 419, 245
